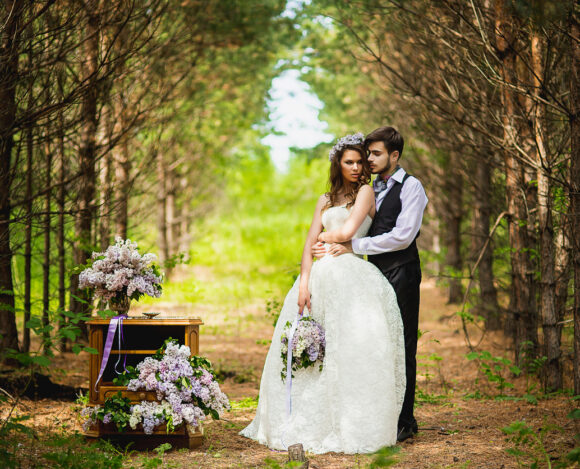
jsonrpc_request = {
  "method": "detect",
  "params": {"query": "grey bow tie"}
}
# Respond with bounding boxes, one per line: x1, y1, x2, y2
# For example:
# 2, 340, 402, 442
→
373, 177, 390, 194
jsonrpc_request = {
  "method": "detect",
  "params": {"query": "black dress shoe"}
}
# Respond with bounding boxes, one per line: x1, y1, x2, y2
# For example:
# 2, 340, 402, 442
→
396, 426, 415, 442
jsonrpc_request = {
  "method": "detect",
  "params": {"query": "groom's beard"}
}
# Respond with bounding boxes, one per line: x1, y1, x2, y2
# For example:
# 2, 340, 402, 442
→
374, 160, 393, 176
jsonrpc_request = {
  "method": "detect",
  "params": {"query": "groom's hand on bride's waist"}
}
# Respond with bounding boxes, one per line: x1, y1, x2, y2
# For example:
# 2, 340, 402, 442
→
333, 241, 352, 256
311, 241, 352, 259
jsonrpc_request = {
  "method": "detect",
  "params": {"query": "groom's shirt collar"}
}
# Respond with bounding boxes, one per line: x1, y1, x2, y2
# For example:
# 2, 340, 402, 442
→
391, 166, 406, 183
374, 166, 406, 210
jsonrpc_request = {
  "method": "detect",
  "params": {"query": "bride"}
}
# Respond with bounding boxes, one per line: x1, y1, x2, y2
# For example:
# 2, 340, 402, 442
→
240, 133, 406, 454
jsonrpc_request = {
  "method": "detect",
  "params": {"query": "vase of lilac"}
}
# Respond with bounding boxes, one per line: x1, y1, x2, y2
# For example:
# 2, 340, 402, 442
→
109, 295, 131, 315
280, 316, 326, 381
78, 237, 163, 314
80, 339, 229, 435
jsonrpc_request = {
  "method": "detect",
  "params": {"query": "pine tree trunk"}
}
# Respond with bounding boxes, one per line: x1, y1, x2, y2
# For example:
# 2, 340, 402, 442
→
111, 21, 130, 241
495, 0, 537, 364
172, 195, 181, 255
524, 163, 539, 357
538, 164, 560, 390
157, 151, 168, 266
0, 0, 22, 357
444, 152, 463, 304
179, 176, 191, 254
531, 32, 561, 390
569, 6, 580, 395
70, 2, 100, 329
430, 206, 442, 275
166, 169, 176, 251
56, 108, 68, 352
113, 95, 130, 239
472, 156, 501, 329
99, 138, 112, 250
23, 104, 33, 353
554, 227, 571, 334
43, 139, 52, 351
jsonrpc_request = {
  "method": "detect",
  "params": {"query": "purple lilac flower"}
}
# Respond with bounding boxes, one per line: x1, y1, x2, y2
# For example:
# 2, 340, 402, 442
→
119, 340, 230, 434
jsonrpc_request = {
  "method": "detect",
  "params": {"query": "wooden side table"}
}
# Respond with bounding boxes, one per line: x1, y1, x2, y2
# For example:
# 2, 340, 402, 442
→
84, 317, 204, 449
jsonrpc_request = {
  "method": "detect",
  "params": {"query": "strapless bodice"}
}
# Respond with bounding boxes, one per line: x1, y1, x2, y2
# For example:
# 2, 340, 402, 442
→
321, 205, 372, 239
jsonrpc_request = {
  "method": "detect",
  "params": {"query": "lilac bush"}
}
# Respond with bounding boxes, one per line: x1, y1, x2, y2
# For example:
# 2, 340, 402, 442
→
78, 237, 163, 303
126, 340, 229, 433
280, 316, 326, 380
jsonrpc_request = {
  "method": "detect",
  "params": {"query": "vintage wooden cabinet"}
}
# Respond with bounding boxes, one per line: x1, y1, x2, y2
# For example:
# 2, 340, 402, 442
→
84, 317, 205, 449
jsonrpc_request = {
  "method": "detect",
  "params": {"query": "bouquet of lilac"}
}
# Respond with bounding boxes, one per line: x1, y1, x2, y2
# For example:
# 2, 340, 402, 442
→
280, 316, 326, 381
126, 340, 229, 433
78, 237, 162, 303
80, 340, 229, 435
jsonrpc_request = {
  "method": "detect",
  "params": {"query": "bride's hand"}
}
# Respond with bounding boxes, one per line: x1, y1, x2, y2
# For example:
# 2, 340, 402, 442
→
311, 241, 326, 259
297, 285, 311, 315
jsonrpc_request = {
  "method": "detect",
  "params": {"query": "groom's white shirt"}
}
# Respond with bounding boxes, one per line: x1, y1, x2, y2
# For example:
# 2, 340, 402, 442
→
352, 167, 428, 256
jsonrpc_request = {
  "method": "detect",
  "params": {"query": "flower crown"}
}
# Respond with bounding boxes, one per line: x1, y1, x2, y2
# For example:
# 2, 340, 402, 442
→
328, 132, 365, 161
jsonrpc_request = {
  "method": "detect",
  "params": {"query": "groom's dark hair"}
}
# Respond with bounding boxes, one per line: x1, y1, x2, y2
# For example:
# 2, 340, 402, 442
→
364, 126, 404, 158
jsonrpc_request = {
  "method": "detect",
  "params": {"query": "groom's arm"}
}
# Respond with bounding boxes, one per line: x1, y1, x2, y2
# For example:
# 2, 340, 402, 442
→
352, 177, 428, 255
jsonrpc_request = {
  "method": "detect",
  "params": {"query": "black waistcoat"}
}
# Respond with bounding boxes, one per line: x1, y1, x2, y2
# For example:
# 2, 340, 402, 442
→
368, 173, 420, 273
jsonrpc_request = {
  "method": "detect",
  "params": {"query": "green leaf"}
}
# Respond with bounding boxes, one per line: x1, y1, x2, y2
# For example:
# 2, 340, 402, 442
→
31, 355, 52, 367
524, 394, 538, 405
502, 421, 531, 435
466, 351, 479, 360
25, 317, 43, 329
61, 329, 78, 341
566, 447, 580, 462
509, 365, 522, 376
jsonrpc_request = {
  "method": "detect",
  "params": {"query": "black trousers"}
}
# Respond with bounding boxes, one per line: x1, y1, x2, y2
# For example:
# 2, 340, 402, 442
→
379, 261, 421, 430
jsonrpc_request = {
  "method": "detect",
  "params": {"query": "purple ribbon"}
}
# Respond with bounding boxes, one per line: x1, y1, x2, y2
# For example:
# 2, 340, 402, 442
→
94, 314, 127, 391
281, 309, 306, 449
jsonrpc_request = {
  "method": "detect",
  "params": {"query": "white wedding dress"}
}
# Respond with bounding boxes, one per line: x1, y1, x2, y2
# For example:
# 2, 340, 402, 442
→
240, 205, 406, 454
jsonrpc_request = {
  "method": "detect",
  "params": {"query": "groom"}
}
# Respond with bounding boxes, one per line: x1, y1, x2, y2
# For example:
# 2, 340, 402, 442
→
313, 126, 428, 442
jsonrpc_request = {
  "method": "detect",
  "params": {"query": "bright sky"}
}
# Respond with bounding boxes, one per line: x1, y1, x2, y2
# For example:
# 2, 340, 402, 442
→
262, 69, 333, 171
261, 0, 334, 171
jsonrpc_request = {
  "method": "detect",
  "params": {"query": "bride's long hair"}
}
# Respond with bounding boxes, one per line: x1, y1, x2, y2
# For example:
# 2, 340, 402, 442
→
324, 144, 371, 211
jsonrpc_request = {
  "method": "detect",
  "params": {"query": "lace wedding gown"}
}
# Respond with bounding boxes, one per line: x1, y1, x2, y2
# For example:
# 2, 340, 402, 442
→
240, 205, 406, 454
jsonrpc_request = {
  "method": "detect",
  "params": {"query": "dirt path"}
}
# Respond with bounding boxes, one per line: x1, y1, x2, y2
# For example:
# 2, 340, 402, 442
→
2, 280, 577, 468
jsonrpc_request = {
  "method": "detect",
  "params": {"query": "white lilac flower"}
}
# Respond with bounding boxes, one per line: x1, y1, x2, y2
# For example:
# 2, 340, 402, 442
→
78, 237, 162, 302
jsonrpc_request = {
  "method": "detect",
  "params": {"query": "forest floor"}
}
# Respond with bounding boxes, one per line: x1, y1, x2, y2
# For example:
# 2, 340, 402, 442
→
2, 278, 578, 468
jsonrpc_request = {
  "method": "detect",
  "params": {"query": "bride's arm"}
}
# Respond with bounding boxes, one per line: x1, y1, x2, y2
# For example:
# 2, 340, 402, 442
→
297, 194, 326, 314
318, 185, 374, 243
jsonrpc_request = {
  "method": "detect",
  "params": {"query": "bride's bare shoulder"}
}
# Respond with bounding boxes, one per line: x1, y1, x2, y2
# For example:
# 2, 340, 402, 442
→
312, 194, 329, 215
356, 184, 374, 198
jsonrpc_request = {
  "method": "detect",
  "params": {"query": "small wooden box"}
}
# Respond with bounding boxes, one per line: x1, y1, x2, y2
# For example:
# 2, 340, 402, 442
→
85, 317, 204, 449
